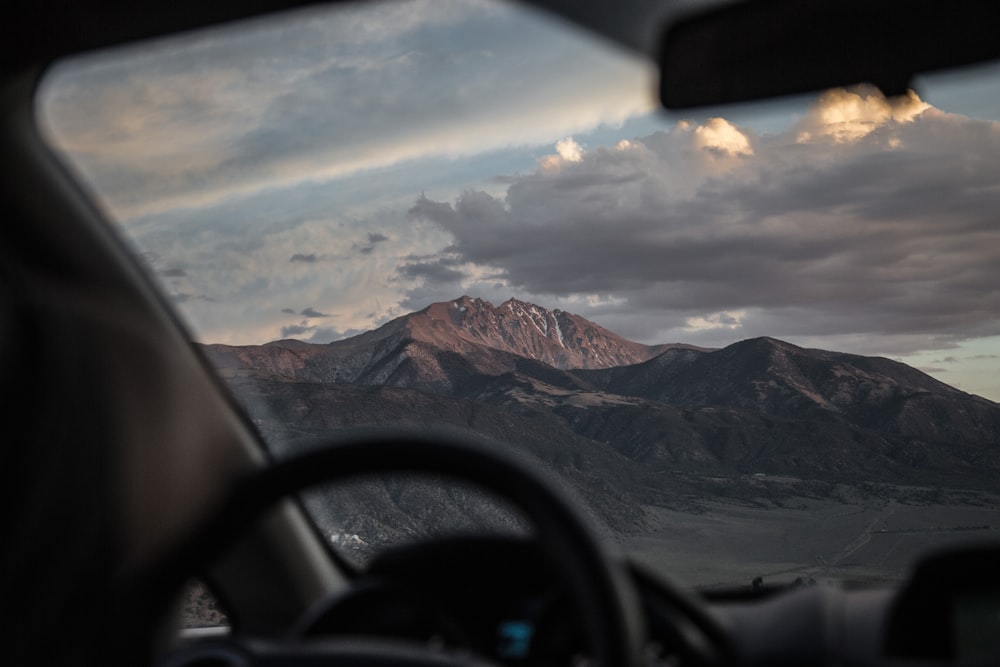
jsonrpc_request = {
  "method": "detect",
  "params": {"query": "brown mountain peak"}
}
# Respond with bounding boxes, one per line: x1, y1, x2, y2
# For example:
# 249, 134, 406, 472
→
393, 296, 658, 370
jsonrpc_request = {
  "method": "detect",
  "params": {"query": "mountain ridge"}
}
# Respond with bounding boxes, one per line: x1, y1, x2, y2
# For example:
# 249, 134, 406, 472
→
204, 297, 1000, 463
205, 297, 995, 409
207, 296, 705, 385
204, 297, 1000, 535
290, 295, 704, 368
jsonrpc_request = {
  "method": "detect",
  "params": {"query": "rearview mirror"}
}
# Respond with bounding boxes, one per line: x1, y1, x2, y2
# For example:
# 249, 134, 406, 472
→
659, 0, 1000, 109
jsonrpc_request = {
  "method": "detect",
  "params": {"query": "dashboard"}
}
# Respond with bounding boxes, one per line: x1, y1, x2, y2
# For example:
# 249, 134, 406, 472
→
293, 536, 727, 667
165, 535, 1000, 667
296, 537, 599, 665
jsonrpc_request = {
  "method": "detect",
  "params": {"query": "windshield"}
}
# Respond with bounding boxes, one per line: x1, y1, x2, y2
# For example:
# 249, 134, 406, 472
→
38, 0, 1000, 590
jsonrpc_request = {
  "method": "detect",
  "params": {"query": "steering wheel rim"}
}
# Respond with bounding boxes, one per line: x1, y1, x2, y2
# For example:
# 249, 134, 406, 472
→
136, 431, 647, 667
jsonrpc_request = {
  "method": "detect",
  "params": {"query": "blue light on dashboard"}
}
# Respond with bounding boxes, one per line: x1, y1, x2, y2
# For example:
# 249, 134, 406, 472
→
497, 620, 535, 659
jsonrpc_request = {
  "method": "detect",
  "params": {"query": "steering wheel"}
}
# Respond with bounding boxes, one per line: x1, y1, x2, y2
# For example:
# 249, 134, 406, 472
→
131, 432, 647, 667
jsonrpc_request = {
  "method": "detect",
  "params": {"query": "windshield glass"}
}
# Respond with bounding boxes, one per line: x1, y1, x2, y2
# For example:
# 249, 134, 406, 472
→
38, 0, 1000, 589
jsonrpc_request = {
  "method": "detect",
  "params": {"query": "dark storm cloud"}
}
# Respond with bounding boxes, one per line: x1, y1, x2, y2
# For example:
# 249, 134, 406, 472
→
409, 95, 1000, 343
397, 259, 465, 284
356, 232, 390, 255
300, 307, 331, 318
280, 324, 314, 337
391, 254, 472, 312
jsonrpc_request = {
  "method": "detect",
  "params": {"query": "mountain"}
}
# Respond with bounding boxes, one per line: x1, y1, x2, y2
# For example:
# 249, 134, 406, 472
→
574, 336, 1000, 443
203, 298, 1000, 536
206, 296, 703, 392
371, 295, 667, 368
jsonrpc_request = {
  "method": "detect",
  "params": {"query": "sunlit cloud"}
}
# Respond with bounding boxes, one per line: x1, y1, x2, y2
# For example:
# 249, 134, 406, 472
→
539, 136, 587, 170
795, 85, 931, 144
555, 137, 584, 162
683, 310, 747, 332
692, 118, 753, 156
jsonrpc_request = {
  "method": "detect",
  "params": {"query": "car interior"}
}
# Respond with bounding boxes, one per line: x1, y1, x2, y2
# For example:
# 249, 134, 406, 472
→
2, 1, 999, 666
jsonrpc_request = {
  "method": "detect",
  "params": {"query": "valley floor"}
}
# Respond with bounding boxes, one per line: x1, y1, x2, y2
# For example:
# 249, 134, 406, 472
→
624, 490, 1000, 589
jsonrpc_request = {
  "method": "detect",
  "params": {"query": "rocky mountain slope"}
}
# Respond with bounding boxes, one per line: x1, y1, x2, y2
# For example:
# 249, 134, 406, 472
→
203, 298, 1000, 540
207, 296, 702, 388
573, 336, 1000, 445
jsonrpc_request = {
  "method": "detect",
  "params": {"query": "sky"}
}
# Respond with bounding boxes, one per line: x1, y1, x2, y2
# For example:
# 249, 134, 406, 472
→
38, 0, 1000, 402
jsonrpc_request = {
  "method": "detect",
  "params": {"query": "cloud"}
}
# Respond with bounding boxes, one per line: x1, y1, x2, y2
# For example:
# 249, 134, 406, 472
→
290, 253, 319, 263
933, 356, 960, 364
171, 292, 214, 304
692, 118, 753, 156
279, 322, 365, 343
397, 260, 466, 284
300, 307, 331, 318
356, 231, 391, 255
40, 0, 653, 222
281, 308, 296, 314
794, 86, 931, 144
409, 91, 1000, 350
539, 136, 596, 171
555, 137, 584, 162
280, 324, 314, 337
683, 310, 746, 332
303, 326, 367, 344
